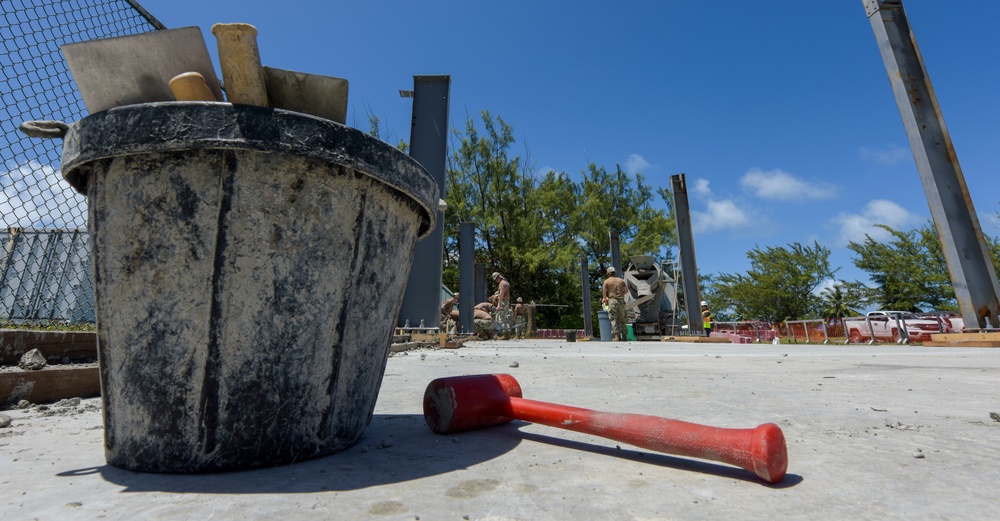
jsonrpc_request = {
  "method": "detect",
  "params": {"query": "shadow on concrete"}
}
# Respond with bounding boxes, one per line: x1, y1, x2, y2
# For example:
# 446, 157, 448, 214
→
516, 429, 804, 487
55, 414, 521, 493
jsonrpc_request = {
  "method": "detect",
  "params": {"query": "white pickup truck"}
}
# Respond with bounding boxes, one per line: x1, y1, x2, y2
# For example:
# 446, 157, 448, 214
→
846, 311, 953, 343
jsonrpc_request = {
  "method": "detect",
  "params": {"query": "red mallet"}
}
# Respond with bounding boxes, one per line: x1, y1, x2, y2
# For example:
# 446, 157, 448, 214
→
423, 374, 788, 484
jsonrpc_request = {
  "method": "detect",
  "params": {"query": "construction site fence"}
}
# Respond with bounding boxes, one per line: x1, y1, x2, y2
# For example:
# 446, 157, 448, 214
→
2, 0, 161, 326
780, 313, 960, 345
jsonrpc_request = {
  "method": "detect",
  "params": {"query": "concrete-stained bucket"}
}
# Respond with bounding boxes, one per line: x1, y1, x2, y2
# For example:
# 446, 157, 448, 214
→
60, 102, 438, 472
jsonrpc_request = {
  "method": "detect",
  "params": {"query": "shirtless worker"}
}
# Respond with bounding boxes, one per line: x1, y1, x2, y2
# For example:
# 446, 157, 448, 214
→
601, 266, 628, 341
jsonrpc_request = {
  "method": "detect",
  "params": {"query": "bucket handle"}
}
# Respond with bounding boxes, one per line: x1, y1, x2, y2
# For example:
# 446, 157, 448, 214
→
19, 120, 69, 139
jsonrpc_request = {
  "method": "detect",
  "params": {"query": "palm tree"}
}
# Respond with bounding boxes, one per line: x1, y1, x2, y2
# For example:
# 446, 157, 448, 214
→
819, 283, 863, 320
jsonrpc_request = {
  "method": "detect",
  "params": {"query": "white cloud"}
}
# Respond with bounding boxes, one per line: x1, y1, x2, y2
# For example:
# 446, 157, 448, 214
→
740, 168, 838, 201
624, 154, 652, 174
691, 178, 712, 198
1, 161, 86, 229
692, 199, 750, 233
860, 145, 910, 166
829, 199, 923, 246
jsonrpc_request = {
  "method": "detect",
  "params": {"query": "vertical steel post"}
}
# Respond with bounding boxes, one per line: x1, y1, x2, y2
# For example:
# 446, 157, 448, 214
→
671, 174, 704, 336
864, 0, 1000, 330
581, 257, 593, 338
458, 222, 474, 334
474, 263, 485, 305
609, 230, 622, 274
398, 75, 451, 328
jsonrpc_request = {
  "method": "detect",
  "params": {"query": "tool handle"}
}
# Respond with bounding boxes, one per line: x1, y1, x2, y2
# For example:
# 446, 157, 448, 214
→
211, 23, 268, 106
169, 72, 218, 102
507, 397, 787, 483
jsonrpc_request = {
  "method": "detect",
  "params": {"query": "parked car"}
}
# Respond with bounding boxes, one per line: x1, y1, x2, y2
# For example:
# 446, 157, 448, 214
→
846, 311, 946, 343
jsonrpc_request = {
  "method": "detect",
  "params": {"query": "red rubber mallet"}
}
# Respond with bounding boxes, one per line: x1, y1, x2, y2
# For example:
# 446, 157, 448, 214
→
423, 374, 788, 483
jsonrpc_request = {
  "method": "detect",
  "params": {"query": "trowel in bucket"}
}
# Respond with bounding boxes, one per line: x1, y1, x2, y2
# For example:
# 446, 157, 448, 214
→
62, 26, 223, 114
263, 66, 348, 124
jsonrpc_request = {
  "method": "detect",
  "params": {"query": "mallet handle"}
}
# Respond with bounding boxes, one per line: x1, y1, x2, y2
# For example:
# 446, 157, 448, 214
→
506, 397, 787, 484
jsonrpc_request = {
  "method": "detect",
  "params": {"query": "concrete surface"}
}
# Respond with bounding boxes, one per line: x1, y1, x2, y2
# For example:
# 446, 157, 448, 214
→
2, 340, 998, 520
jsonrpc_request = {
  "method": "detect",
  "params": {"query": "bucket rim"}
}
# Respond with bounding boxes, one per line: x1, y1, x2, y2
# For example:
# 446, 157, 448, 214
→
60, 102, 438, 237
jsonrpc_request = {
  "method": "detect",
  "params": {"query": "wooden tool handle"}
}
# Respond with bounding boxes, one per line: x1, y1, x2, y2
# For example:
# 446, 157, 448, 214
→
211, 23, 268, 106
169, 72, 218, 102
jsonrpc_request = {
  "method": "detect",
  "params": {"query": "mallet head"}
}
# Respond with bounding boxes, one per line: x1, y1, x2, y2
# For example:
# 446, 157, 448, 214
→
423, 374, 522, 434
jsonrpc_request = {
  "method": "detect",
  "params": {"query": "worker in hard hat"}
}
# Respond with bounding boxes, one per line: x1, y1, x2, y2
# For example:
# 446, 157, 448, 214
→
491, 272, 512, 334
513, 297, 528, 338
601, 266, 629, 341
701, 300, 713, 336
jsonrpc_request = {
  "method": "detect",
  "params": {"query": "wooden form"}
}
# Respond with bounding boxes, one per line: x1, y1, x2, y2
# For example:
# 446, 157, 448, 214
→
0, 330, 97, 365
0, 365, 100, 404
922, 332, 1000, 348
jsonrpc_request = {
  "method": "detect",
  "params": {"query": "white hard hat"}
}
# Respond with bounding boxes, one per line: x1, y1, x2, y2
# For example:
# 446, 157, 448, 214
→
701, 301, 707, 306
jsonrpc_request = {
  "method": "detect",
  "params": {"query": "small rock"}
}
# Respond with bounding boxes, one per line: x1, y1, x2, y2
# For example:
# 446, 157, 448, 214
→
66, 501, 83, 508
18, 348, 47, 370
420, 354, 427, 360
509, 361, 519, 368
17, 400, 31, 409
0, 413, 12, 428
379, 439, 393, 449
989, 412, 1000, 422
53, 397, 82, 408
913, 451, 925, 459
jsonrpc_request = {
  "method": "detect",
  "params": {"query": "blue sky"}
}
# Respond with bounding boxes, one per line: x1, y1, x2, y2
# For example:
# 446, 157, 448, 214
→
135, 1, 1000, 288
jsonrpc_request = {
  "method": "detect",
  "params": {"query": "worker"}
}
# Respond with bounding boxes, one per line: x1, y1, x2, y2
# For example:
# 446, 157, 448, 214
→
601, 266, 628, 341
473, 306, 495, 339
701, 300, 713, 336
440, 293, 459, 332
492, 272, 511, 330
513, 297, 528, 338
474, 301, 495, 313
441, 292, 459, 321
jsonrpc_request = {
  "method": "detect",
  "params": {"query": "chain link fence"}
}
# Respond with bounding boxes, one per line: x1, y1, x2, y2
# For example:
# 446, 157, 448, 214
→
1, 0, 162, 326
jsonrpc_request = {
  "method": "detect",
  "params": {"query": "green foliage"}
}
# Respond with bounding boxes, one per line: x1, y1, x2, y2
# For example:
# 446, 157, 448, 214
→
442, 111, 676, 326
848, 223, 953, 311
712, 241, 836, 321
818, 282, 864, 319
848, 221, 1000, 311
0, 321, 95, 332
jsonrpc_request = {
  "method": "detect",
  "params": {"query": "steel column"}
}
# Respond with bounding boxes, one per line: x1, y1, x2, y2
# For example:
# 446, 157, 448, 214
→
397, 75, 451, 328
474, 263, 486, 305
865, 0, 1000, 330
581, 257, 593, 338
671, 174, 704, 336
459, 222, 474, 334
609, 230, 622, 274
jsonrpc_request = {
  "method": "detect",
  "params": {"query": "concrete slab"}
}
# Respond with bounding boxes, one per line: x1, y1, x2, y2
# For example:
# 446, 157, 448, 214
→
2, 340, 998, 520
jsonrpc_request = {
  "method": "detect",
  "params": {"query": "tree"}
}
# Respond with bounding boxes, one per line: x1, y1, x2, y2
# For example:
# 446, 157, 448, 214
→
443, 111, 579, 325
848, 222, 1000, 311
712, 241, 836, 321
577, 163, 675, 274
848, 223, 954, 311
441, 112, 677, 328
819, 282, 864, 319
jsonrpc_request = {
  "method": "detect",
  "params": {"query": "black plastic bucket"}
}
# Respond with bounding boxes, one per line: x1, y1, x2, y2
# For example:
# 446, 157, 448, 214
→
61, 102, 438, 472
